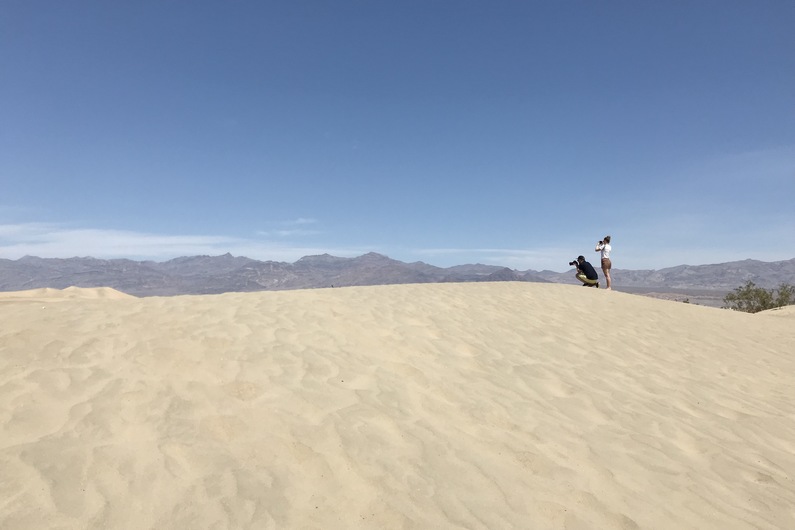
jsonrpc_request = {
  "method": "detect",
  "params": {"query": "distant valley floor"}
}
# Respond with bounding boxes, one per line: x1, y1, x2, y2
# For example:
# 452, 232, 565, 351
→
617, 286, 728, 308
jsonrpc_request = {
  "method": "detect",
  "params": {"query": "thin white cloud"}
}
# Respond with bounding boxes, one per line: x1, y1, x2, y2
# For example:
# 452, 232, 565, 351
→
697, 145, 795, 184
412, 247, 571, 271
0, 222, 50, 238
285, 217, 318, 226
256, 218, 322, 238
3, 222, 791, 271
257, 228, 322, 238
0, 223, 361, 263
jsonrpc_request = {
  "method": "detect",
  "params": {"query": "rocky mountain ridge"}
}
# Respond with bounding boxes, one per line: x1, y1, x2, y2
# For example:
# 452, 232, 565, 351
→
1, 253, 793, 298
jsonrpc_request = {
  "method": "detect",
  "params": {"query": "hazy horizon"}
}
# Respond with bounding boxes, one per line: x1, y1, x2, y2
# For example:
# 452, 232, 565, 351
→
4, 249, 793, 275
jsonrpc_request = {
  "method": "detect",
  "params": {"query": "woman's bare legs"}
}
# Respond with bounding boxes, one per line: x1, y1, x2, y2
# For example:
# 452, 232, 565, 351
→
602, 266, 612, 290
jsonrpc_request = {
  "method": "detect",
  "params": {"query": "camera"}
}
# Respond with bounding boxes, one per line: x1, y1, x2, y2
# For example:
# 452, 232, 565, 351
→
569, 260, 578, 266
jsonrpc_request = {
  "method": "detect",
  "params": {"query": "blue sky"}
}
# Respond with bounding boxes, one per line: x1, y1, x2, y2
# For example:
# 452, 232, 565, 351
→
2, 1, 793, 271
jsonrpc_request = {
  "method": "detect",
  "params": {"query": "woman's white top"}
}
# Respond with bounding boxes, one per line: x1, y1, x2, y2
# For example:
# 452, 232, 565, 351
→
596, 243, 611, 260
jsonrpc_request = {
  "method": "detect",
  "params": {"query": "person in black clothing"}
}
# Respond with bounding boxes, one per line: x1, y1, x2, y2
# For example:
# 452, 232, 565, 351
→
573, 255, 599, 288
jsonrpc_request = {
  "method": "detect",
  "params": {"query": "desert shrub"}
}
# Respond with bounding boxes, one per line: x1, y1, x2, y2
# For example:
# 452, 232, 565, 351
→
774, 283, 795, 307
722, 281, 795, 313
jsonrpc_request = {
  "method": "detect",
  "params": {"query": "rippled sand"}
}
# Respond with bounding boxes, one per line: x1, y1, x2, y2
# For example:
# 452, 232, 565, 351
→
1, 283, 793, 529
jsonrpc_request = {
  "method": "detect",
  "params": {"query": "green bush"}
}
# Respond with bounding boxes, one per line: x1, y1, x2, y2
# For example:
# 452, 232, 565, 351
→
722, 281, 795, 313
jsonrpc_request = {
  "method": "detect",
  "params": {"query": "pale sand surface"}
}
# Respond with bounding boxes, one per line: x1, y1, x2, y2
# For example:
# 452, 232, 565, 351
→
1, 283, 793, 529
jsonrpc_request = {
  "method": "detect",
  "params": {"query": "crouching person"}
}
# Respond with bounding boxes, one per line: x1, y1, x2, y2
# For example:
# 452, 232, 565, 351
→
571, 255, 599, 288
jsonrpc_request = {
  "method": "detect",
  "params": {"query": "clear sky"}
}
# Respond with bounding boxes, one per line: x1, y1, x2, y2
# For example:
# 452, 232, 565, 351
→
2, 1, 793, 271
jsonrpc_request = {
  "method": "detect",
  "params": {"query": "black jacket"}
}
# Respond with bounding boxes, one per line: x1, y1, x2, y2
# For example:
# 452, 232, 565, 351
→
578, 260, 599, 280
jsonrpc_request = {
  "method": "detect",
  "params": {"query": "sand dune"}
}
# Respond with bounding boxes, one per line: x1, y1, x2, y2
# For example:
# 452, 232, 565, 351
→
759, 304, 795, 319
0, 286, 134, 302
0, 283, 793, 529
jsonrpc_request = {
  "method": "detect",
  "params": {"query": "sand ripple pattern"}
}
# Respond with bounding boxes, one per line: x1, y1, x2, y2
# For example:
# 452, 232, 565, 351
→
1, 284, 793, 529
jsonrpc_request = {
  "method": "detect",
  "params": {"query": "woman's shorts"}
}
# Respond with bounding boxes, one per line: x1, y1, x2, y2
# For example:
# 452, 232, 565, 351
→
601, 258, 612, 270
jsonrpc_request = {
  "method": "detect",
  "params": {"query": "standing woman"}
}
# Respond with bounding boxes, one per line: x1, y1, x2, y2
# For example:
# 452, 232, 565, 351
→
595, 235, 612, 290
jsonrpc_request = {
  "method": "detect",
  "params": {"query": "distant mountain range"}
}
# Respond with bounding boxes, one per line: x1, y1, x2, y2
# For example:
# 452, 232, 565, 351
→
1, 253, 793, 299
